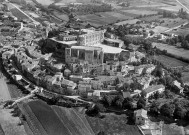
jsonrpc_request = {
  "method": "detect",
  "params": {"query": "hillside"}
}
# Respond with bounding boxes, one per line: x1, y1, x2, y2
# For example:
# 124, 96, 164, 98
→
20, 100, 95, 135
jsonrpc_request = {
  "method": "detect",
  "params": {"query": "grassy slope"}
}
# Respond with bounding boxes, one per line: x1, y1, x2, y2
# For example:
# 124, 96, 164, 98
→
153, 42, 189, 60
153, 55, 188, 68
28, 100, 71, 135
52, 106, 94, 135
86, 114, 142, 135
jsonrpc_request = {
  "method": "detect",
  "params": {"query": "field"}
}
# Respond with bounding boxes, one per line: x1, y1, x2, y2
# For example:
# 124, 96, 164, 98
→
53, 11, 69, 22
36, 0, 93, 6
78, 12, 133, 27
140, 15, 162, 22
151, 26, 169, 33
21, 100, 94, 135
162, 124, 184, 135
175, 0, 189, 11
52, 106, 94, 135
181, 71, 189, 84
152, 55, 188, 68
165, 27, 189, 36
159, 18, 188, 28
114, 19, 141, 26
121, 9, 158, 16
36, 0, 54, 6
8, 5, 29, 20
87, 113, 142, 135
153, 42, 189, 60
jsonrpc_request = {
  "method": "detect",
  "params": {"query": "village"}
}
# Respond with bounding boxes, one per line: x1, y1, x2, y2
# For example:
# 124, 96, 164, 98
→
0, 0, 189, 135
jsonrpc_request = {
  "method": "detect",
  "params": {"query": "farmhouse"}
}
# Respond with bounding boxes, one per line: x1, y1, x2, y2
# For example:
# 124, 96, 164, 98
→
134, 109, 148, 125
143, 85, 165, 99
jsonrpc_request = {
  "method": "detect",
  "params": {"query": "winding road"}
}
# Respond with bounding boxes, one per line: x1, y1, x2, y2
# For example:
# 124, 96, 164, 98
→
175, 0, 189, 13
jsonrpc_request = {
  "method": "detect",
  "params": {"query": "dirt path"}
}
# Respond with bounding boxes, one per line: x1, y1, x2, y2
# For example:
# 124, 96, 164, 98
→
0, 105, 27, 135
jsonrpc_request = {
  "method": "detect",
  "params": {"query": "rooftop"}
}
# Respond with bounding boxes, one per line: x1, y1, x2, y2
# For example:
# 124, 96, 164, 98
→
50, 37, 77, 45
93, 43, 126, 54
135, 109, 148, 119
144, 84, 165, 93
104, 38, 123, 43
71, 46, 102, 51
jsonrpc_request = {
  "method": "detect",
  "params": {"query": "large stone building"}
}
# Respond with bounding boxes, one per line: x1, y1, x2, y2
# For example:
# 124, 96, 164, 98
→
65, 46, 104, 64
78, 29, 105, 46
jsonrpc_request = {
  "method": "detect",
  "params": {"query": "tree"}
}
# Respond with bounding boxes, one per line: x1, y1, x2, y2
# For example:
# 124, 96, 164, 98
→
137, 98, 146, 109
160, 103, 175, 117
152, 65, 163, 78
123, 97, 134, 109
140, 90, 147, 98
164, 89, 174, 99
185, 111, 189, 120
113, 77, 120, 86
149, 30, 155, 36
102, 95, 116, 106
181, 40, 189, 49
149, 101, 159, 115
114, 95, 124, 108
95, 103, 106, 112
122, 83, 130, 92
141, 57, 148, 64
173, 105, 185, 119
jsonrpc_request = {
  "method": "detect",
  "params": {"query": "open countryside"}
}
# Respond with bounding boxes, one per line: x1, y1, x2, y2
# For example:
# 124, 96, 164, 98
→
153, 42, 189, 60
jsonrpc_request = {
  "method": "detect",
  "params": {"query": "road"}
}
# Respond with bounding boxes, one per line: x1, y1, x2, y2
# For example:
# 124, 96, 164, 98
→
175, 0, 189, 13
164, 22, 189, 33
9, 2, 40, 25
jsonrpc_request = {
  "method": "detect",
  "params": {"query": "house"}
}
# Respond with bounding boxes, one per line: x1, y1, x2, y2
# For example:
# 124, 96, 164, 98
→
64, 69, 71, 77
69, 75, 83, 83
143, 64, 156, 74
135, 65, 145, 75
88, 90, 117, 100
78, 83, 92, 93
134, 109, 148, 125
143, 85, 165, 99
137, 75, 152, 90
103, 38, 124, 48
173, 80, 184, 93
122, 90, 141, 98
61, 79, 77, 90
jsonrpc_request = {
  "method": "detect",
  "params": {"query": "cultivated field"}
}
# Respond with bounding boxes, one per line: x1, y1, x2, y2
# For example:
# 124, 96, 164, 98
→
121, 9, 158, 16
87, 113, 142, 135
78, 12, 133, 27
36, 0, 93, 6
159, 18, 188, 28
52, 106, 94, 135
165, 28, 189, 36
8, 5, 30, 20
153, 55, 188, 68
153, 42, 189, 60
36, 0, 54, 6
175, 0, 189, 10
114, 19, 141, 26
140, 15, 162, 22
21, 100, 94, 135
53, 11, 69, 22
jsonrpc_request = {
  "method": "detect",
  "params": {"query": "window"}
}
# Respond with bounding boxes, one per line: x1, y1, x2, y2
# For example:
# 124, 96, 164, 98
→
94, 50, 98, 59
71, 49, 78, 57
79, 50, 85, 60
66, 49, 70, 56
